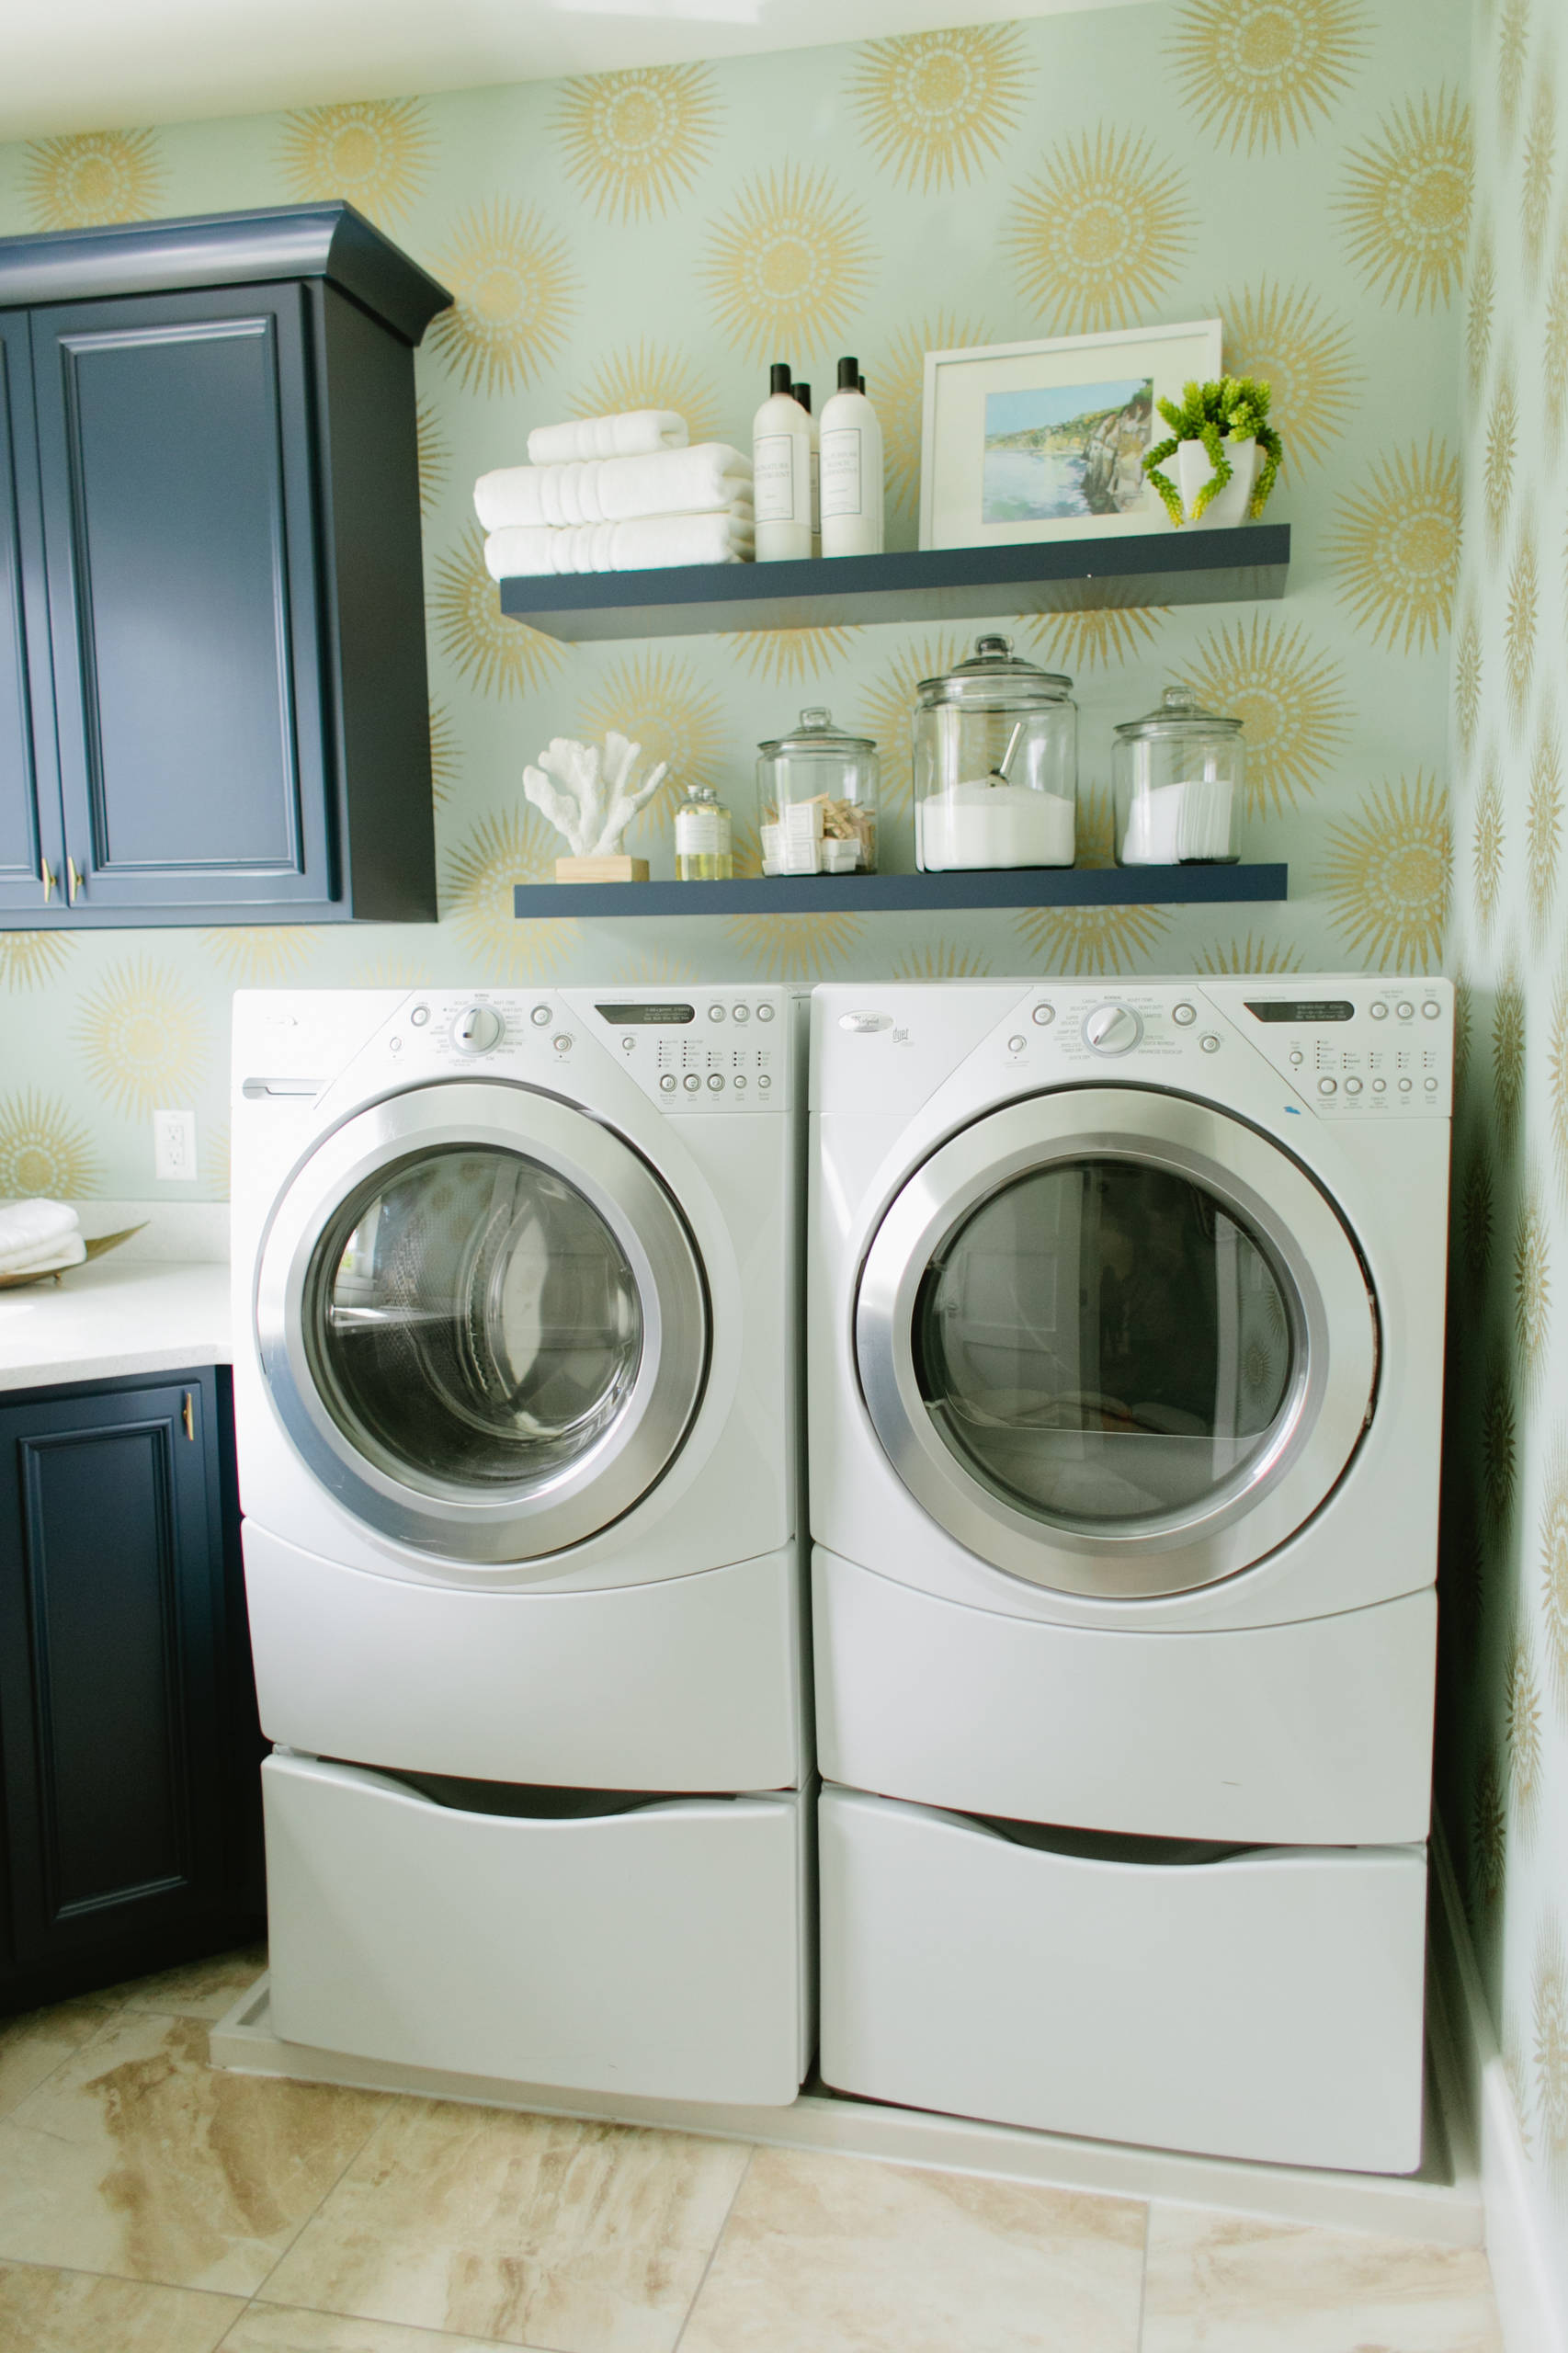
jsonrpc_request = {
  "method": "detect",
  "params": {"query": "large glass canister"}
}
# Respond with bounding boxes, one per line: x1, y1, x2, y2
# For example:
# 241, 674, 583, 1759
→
757, 707, 880, 875
914, 635, 1077, 870
1114, 687, 1244, 865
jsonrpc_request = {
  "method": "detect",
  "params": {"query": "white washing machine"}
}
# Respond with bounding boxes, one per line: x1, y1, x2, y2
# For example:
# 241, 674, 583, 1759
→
808, 975, 1451, 2170
232, 984, 812, 2105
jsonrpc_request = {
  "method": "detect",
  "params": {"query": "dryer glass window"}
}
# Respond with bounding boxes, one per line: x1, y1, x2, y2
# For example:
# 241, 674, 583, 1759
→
913, 1158, 1294, 1526
306, 1146, 642, 1493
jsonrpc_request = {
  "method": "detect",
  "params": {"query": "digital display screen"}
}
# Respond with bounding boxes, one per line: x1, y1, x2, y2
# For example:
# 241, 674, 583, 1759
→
594, 1002, 696, 1025
1245, 999, 1356, 1024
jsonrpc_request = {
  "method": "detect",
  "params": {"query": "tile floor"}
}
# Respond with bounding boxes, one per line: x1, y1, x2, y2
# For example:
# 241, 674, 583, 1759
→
0, 1949, 1505, 2353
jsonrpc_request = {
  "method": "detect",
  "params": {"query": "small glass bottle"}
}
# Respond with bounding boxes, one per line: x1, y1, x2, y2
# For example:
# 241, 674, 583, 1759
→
674, 783, 733, 880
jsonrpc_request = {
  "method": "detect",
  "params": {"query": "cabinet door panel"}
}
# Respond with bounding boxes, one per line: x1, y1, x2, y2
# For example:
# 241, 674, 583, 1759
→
0, 1381, 224, 1961
31, 286, 335, 912
0, 310, 65, 916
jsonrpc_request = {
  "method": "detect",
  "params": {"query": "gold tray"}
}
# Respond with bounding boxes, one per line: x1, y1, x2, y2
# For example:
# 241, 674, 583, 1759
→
0, 1224, 148, 1291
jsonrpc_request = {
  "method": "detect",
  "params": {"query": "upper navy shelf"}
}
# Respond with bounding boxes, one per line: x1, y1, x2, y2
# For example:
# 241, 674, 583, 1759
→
498, 525, 1290, 643
512, 865, 1288, 921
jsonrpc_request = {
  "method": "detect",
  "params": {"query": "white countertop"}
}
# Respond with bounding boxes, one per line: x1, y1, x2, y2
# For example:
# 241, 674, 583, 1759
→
0, 1211, 231, 1394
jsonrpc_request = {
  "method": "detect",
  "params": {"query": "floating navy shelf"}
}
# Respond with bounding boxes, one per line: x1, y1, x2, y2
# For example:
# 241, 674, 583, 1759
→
513, 865, 1289, 921
498, 526, 1290, 643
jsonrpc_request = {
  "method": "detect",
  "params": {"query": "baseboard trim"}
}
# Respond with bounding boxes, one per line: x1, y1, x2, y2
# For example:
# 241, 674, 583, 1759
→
1430, 1824, 1567, 2353
211, 1974, 1482, 2244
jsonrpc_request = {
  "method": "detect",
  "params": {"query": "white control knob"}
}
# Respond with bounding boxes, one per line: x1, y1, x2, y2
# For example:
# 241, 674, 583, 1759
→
451, 1004, 504, 1055
1083, 1002, 1143, 1054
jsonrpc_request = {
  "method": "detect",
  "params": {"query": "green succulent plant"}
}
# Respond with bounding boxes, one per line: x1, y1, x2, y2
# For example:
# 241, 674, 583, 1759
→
1144, 375, 1283, 524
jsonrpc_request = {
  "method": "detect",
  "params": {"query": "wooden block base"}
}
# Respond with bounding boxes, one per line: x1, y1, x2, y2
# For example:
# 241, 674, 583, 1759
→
553, 855, 650, 884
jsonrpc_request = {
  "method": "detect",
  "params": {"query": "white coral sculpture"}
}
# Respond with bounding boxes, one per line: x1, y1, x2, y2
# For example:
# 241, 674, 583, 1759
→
522, 732, 668, 856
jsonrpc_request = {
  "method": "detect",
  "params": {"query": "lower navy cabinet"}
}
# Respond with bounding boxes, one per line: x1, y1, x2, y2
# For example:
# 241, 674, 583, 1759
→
0, 1367, 264, 2012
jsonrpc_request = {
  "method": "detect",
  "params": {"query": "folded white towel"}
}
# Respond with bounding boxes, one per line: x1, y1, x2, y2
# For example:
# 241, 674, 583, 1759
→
0, 1197, 81, 1266
485, 506, 756, 577
0, 1232, 86, 1277
474, 444, 753, 531
528, 410, 688, 465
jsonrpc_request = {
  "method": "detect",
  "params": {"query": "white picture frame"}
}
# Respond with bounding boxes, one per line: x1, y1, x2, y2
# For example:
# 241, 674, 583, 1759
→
918, 318, 1224, 551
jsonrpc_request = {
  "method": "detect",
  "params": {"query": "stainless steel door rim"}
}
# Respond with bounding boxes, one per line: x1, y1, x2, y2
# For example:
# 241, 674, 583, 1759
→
256, 1081, 709, 1563
855, 1087, 1377, 1599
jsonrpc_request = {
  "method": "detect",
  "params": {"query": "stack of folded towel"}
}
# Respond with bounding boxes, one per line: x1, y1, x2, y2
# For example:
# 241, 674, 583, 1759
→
477, 408, 754, 577
0, 1198, 85, 1278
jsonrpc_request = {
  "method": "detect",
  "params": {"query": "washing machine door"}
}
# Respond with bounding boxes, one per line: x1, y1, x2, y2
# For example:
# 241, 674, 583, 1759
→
856, 1087, 1377, 1598
256, 1082, 708, 1563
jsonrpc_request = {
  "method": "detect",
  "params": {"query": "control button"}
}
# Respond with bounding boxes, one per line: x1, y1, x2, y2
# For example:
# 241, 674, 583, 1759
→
756, 1003, 775, 1022
1290, 1051, 1304, 1065
1397, 1001, 1415, 1019
1346, 1077, 1363, 1095
1423, 1001, 1441, 1019
659, 1073, 676, 1093
552, 1034, 573, 1053
1319, 1077, 1337, 1095
1200, 1034, 1221, 1053
1084, 1001, 1143, 1054
1372, 1078, 1387, 1092
1173, 1003, 1197, 1026
1031, 1003, 1055, 1026
1426, 1076, 1440, 1092
1007, 1035, 1027, 1053
1370, 1002, 1389, 1019
451, 1004, 505, 1055
530, 1005, 551, 1027
621, 1036, 635, 1051
683, 1073, 701, 1092
757, 1074, 772, 1089
733, 1005, 750, 1024
707, 1073, 724, 1091
1399, 1077, 1414, 1092
733, 1074, 747, 1090
708, 1005, 725, 1022
410, 1004, 430, 1027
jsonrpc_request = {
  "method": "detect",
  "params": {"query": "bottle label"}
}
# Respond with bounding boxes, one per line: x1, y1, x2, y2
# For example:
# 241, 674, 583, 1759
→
676, 807, 729, 855
821, 426, 862, 518
810, 447, 821, 536
753, 433, 796, 523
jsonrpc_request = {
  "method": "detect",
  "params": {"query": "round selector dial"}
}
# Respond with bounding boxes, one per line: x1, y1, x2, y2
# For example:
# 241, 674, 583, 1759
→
450, 1004, 505, 1055
1082, 1001, 1144, 1055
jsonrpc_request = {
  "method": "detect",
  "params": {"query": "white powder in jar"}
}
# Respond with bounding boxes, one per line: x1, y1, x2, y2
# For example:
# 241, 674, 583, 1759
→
919, 781, 1075, 870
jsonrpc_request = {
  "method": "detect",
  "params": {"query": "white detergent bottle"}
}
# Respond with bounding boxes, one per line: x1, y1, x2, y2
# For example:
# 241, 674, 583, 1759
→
821, 355, 884, 557
795, 381, 821, 557
754, 361, 812, 563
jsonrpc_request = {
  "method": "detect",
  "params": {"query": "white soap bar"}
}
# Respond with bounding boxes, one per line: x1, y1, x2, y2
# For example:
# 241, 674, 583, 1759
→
919, 781, 1075, 870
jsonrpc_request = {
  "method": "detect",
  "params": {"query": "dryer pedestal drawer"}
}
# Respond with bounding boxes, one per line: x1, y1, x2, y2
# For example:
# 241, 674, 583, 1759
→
264, 1755, 812, 2106
819, 1785, 1426, 2175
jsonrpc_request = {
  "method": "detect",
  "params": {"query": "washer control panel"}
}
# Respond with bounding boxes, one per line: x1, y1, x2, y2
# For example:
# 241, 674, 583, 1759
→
381, 989, 794, 1111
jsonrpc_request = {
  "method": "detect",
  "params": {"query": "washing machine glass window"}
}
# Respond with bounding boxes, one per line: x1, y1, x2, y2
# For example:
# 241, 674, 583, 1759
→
855, 1088, 1378, 1599
256, 1083, 709, 1563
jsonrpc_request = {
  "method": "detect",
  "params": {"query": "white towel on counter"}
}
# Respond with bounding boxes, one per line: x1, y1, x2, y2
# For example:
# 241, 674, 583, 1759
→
474, 443, 753, 530
528, 409, 687, 465
0, 1197, 85, 1275
485, 506, 755, 576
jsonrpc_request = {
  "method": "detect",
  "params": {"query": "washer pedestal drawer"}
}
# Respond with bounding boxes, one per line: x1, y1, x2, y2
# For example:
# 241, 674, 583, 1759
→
819, 1785, 1427, 2174
264, 1754, 812, 2105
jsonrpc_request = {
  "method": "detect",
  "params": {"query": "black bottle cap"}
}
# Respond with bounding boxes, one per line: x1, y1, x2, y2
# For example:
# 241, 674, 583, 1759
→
795, 381, 812, 413
858, 374, 866, 394
837, 356, 859, 391
769, 362, 792, 394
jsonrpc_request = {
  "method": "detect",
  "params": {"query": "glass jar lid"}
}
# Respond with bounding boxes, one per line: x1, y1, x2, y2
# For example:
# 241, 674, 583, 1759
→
757, 706, 877, 756
1115, 685, 1244, 740
916, 634, 1073, 708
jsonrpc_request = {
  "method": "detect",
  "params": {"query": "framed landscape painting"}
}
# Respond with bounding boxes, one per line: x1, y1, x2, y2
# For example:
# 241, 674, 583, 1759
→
919, 319, 1223, 551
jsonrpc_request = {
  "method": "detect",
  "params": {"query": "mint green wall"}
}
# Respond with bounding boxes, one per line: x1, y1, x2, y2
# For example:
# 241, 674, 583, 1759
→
0, 2, 1467, 1203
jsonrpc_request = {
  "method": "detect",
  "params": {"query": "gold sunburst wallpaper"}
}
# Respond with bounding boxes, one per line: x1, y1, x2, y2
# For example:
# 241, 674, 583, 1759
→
1336, 84, 1473, 312
426, 200, 577, 395
554, 66, 720, 224
701, 165, 872, 361
21, 130, 165, 229
1221, 278, 1362, 469
1325, 436, 1460, 652
1006, 125, 1194, 336
1167, 0, 1367, 153
846, 28, 1029, 194
277, 98, 430, 225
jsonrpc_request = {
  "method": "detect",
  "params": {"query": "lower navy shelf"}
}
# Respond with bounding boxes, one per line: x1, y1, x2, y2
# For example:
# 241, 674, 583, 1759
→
512, 865, 1288, 920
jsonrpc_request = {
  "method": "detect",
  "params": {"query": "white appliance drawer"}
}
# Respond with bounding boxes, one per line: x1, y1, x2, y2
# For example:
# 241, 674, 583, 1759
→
819, 1785, 1427, 2174
264, 1754, 812, 2105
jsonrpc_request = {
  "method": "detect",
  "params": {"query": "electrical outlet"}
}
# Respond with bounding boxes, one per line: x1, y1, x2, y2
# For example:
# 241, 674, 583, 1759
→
153, 1108, 198, 1182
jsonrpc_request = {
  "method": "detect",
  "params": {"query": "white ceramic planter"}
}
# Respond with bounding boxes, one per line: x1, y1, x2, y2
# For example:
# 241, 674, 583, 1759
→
1173, 434, 1259, 529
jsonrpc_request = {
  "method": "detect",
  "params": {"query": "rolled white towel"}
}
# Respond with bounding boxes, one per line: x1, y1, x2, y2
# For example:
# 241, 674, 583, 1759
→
528, 410, 687, 465
474, 443, 753, 531
486, 506, 755, 577
0, 1197, 81, 1267
0, 1231, 86, 1277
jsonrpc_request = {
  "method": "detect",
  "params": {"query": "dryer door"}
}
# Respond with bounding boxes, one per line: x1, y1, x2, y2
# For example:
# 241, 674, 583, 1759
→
856, 1087, 1376, 1598
256, 1082, 708, 1563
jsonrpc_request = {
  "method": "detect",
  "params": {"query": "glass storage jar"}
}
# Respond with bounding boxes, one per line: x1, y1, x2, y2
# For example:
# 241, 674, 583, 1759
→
914, 635, 1077, 870
1114, 687, 1244, 865
757, 707, 880, 875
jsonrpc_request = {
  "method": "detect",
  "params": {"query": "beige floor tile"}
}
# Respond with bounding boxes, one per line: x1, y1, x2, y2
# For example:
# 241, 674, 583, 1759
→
677, 2146, 1146, 2353
1142, 2207, 1505, 2352
258, 2100, 750, 2353
0, 2010, 384, 2297
0, 2256, 243, 2352
120, 1945, 269, 2025
0, 1993, 123, 2122
220, 2302, 552, 2351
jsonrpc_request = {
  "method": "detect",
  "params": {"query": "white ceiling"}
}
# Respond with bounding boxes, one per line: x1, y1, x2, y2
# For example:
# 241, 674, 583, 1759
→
4, 0, 1147, 143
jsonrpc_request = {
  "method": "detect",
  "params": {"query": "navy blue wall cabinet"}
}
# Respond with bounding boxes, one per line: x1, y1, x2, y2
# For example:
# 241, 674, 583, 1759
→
498, 526, 1290, 643
513, 865, 1290, 920
0, 1368, 264, 2011
0, 205, 450, 928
